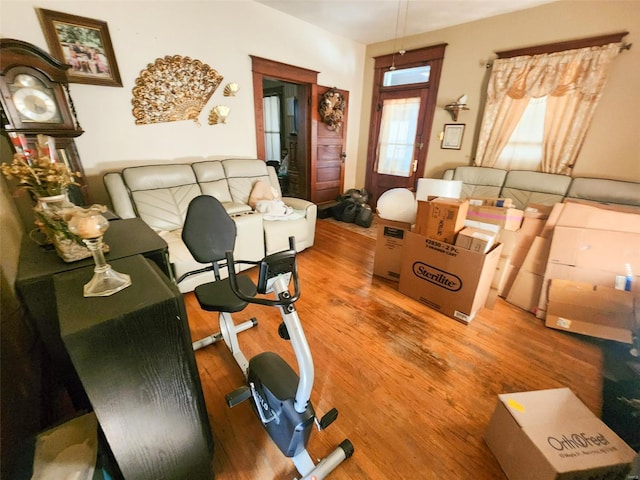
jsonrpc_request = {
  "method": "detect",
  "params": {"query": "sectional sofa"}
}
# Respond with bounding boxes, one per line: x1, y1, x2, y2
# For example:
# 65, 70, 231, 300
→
104, 158, 317, 293
442, 166, 640, 209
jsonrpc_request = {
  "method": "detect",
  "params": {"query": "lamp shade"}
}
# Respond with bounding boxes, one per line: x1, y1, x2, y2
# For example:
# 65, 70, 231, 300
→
376, 188, 417, 223
415, 178, 463, 201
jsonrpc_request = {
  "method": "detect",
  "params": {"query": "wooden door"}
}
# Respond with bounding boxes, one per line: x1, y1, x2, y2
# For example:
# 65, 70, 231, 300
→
313, 85, 348, 205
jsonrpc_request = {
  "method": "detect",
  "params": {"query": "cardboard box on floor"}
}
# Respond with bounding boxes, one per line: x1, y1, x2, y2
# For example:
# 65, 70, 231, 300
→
373, 219, 412, 282
484, 388, 637, 480
546, 279, 636, 344
398, 231, 502, 324
536, 203, 640, 320
504, 203, 564, 313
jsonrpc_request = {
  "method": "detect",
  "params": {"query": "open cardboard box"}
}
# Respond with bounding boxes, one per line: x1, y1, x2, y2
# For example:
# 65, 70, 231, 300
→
398, 231, 502, 324
485, 388, 637, 480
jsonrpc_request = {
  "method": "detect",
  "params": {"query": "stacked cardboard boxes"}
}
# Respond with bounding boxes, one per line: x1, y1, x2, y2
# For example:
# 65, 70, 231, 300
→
397, 197, 506, 323
504, 203, 563, 313
538, 202, 640, 342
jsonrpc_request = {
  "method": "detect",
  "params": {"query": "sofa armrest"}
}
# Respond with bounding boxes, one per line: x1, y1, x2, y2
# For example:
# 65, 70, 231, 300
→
103, 172, 137, 219
281, 196, 314, 212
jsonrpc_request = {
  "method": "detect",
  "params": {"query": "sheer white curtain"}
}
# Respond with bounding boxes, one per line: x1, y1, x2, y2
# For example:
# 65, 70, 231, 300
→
376, 97, 420, 177
263, 96, 281, 162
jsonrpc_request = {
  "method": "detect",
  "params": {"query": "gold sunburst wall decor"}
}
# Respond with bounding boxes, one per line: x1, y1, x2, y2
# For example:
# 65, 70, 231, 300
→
131, 55, 223, 125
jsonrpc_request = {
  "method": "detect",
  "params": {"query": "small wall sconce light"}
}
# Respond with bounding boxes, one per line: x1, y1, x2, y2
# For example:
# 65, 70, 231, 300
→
444, 94, 469, 122
208, 105, 230, 125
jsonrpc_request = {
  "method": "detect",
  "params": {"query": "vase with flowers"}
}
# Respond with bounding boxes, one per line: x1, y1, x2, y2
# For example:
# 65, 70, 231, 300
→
1, 134, 103, 262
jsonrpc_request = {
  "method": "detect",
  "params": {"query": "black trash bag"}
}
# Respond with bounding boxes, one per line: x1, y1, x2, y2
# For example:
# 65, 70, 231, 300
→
355, 204, 373, 228
340, 201, 360, 223
340, 188, 369, 205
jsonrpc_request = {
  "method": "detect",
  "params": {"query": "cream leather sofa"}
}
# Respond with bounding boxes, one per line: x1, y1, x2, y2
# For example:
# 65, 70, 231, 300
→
442, 166, 640, 209
104, 158, 317, 292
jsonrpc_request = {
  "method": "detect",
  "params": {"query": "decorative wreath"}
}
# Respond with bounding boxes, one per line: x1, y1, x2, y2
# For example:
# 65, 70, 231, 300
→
319, 88, 345, 131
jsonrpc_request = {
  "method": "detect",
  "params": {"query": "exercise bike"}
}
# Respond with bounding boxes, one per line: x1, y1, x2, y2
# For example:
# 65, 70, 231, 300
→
181, 195, 353, 480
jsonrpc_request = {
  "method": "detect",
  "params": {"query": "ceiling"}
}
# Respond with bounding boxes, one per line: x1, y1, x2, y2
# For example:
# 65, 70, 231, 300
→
255, 0, 555, 45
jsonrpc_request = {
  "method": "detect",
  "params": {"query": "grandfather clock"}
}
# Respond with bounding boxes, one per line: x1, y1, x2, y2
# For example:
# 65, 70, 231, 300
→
0, 38, 88, 205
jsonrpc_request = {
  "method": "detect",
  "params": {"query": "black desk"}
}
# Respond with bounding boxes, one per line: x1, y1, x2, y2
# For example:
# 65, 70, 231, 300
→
15, 218, 172, 410
55, 255, 213, 479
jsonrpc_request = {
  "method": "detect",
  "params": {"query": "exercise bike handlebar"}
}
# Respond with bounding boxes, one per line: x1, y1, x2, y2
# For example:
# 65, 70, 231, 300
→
225, 236, 301, 307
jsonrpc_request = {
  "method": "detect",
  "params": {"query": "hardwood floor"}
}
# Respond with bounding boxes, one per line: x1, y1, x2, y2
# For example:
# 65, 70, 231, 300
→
184, 218, 605, 480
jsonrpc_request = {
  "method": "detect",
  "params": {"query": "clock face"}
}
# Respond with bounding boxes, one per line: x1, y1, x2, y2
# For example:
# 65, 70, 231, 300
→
9, 73, 62, 123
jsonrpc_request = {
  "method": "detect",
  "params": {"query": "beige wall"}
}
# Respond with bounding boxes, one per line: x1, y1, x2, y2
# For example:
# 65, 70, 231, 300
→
358, 0, 640, 185
0, 1, 367, 205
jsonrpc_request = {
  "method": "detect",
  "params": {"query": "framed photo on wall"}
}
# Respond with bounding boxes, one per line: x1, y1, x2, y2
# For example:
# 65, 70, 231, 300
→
441, 123, 465, 150
36, 8, 122, 87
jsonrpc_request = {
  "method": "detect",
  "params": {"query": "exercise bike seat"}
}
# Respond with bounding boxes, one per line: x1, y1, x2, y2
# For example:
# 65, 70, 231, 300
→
182, 195, 258, 313
194, 276, 256, 313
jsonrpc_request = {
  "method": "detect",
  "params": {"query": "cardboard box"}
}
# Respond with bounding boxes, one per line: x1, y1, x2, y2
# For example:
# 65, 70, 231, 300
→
548, 227, 640, 273
466, 204, 524, 231
455, 227, 497, 254
555, 202, 640, 233
537, 265, 640, 321
415, 198, 469, 243
373, 219, 412, 282
484, 388, 637, 480
468, 196, 514, 208
546, 279, 635, 343
398, 232, 502, 323
506, 270, 544, 313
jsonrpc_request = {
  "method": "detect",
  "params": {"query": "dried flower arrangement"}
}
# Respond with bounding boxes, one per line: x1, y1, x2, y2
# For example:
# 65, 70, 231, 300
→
1, 134, 81, 198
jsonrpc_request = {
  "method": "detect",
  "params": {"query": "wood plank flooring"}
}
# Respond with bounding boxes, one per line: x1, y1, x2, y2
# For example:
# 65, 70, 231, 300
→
183, 218, 605, 480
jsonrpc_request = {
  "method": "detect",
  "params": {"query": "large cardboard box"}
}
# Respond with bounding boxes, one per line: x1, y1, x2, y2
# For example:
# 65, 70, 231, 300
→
466, 204, 524, 231
546, 279, 636, 343
398, 232, 502, 323
373, 219, 412, 282
484, 388, 637, 480
415, 198, 469, 243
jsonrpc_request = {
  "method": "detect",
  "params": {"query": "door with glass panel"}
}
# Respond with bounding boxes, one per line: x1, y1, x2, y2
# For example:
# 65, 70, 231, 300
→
365, 44, 446, 207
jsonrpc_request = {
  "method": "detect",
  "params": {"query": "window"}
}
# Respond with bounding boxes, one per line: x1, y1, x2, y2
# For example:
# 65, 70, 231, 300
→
263, 95, 281, 162
383, 65, 430, 87
494, 96, 547, 171
376, 97, 420, 176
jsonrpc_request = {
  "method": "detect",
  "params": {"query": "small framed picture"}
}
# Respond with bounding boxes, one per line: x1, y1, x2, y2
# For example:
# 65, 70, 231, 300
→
36, 8, 122, 87
441, 124, 465, 150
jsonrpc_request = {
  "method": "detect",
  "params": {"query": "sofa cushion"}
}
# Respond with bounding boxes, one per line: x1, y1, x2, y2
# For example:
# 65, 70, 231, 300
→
453, 166, 507, 199
122, 165, 202, 231
192, 160, 250, 214
501, 170, 571, 209
566, 177, 640, 207
222, 158, 274, 205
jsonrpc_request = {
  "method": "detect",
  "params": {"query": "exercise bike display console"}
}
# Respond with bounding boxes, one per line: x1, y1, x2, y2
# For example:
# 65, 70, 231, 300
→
224, 238, 354, 479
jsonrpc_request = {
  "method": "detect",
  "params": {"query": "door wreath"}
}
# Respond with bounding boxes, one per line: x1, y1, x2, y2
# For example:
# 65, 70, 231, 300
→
319, 88, 345, 131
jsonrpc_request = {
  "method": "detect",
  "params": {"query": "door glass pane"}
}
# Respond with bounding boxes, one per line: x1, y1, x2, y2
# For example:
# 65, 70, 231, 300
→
263, 96, 281, 161
383, 65, 431, 87
376, 97, 420, 177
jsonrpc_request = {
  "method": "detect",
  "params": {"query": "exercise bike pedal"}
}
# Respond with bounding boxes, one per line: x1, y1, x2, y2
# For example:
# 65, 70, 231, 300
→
316, 408, 339, 430
225, 385, 251, 408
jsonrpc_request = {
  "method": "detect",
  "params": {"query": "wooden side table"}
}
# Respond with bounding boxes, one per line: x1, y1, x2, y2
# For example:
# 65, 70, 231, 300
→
54, 255, 213, 480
